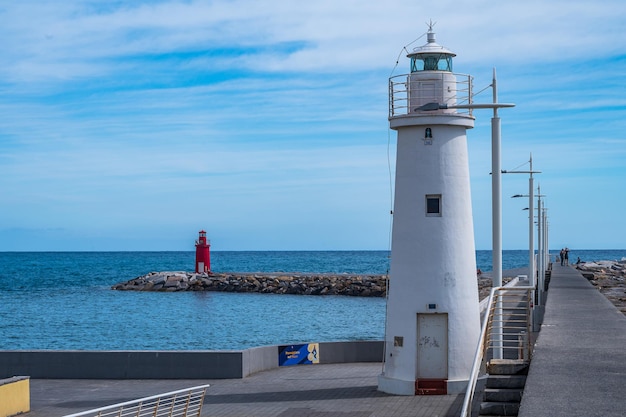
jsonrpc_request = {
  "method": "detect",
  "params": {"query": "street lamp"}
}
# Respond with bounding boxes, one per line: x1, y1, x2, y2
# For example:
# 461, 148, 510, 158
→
511, 193, 537, 287
514, 187, 548, 309
536, 185, 548, 306
416, 68, 515, 360
504, 155, 541, 290
533, 195, 550, 318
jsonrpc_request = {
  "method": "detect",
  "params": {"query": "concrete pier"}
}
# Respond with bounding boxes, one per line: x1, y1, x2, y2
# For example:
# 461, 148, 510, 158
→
518, 263, 626, 417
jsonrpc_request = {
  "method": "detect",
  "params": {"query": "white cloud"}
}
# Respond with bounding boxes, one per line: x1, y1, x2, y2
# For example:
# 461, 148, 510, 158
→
3, 0, 626, 82
1, 0, 625, 250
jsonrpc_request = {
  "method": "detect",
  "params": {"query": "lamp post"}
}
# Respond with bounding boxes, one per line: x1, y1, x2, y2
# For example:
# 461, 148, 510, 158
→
536, 185, 548, 306
541, 202, 550, 294
512, 183, 546, 331
504, 154, 541, 288
416, 69, 514, 360
524, 185, 549, 309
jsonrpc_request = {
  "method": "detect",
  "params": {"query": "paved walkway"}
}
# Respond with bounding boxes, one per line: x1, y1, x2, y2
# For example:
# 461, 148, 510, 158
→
518, 263, 626, 417
29, 363, 468, 417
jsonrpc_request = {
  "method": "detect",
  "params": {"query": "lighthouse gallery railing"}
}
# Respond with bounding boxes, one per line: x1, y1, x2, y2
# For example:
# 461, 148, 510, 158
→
388, 72, 473, 117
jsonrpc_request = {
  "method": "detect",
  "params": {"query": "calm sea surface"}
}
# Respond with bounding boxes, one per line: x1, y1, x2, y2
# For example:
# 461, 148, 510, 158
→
1, 249, 624, 351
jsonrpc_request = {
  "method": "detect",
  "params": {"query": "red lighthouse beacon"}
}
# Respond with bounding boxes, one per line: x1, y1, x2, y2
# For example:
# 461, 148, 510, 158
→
195, 230, 211, 273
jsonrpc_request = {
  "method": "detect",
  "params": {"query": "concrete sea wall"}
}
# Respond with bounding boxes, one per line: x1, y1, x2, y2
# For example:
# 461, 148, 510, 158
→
0, 341, 384, 379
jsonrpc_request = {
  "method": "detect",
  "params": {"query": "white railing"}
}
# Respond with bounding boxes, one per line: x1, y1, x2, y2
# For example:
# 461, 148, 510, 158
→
460, 286, 533, 417
485, 288, 533, 361
62, 384, 210, 417
388, 72, 473, 117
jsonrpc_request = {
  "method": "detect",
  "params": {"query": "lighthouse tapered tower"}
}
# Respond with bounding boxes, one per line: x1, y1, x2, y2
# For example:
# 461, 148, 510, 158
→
378, 26, 481, 395
195, 230, 211, 273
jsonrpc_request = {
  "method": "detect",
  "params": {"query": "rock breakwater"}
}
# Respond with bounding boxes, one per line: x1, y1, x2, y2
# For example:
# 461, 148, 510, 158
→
112, 271, 506, 298
112, 271, 388, 297
575, 260, 626, 314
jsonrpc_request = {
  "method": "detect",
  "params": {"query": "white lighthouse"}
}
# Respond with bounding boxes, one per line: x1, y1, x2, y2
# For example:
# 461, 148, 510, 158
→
378, 26, 481, 395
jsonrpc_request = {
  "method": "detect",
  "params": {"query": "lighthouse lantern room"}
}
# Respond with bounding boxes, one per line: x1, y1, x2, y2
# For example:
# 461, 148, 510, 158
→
379, 24, 481, 396
195, 230, 211, 273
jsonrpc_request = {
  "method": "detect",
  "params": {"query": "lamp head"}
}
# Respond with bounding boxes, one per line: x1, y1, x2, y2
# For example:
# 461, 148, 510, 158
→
414, 102, 445, 112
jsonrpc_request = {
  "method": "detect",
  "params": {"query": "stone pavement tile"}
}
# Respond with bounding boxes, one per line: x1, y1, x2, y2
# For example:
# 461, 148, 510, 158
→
277, 408, 370, 417
200, 362, 464, 416
28, 363, 465, 417
29, 379, 214, 417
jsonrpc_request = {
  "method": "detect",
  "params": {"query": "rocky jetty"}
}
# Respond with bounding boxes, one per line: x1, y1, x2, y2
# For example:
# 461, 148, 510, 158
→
112, 270, 512, 298
110, 263, 626, 311
575, 259, 626, 314
112, 271, 388, 297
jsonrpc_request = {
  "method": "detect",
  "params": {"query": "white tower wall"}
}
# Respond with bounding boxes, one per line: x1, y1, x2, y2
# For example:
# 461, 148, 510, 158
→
379, 117, 481, 395
409, 72, 457, 113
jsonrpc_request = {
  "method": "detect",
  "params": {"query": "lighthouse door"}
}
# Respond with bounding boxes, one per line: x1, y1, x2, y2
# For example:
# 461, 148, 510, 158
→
416, 313, 448, 379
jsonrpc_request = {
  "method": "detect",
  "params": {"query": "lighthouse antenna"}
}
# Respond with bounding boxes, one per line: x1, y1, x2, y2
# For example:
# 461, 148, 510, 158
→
427, 19, 437, 31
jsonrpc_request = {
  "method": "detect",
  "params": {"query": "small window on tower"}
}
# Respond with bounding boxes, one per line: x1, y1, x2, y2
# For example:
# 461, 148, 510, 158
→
426, 194, 442, 216
425, 128, 432, 138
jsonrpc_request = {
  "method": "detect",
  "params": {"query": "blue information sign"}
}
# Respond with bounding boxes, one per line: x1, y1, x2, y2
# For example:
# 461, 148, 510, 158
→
278, 343, 319, 366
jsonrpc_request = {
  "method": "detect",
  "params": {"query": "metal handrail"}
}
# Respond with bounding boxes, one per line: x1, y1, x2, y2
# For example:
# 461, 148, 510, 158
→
460, 285, 534, 417
388, 72, 473, 117
62, 384, 210, 417
484, 289, 533, 360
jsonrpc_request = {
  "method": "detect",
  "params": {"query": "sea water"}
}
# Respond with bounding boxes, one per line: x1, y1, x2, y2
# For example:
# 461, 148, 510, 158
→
0, 249, 623, 351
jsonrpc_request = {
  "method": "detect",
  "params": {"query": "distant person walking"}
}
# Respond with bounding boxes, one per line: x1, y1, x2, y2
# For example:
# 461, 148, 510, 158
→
560, 248, 565, 266
564, 247, 570, 265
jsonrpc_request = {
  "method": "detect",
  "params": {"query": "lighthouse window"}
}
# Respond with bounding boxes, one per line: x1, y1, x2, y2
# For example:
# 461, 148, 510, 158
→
426, 194, 442, 216
424, 56, 438, 70
411, 55, 453, 72
439, 56, 453, 71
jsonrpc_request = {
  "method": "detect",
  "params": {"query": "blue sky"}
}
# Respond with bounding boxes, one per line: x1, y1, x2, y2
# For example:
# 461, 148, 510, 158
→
1, 0, 625, 251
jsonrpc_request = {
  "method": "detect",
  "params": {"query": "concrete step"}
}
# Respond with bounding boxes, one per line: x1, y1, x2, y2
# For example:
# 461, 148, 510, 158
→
479, 401, 520, 416
486, 374, 527, 389
487, 359, 529, 375
479, 372, 527, 416
484, 387, 523, 402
